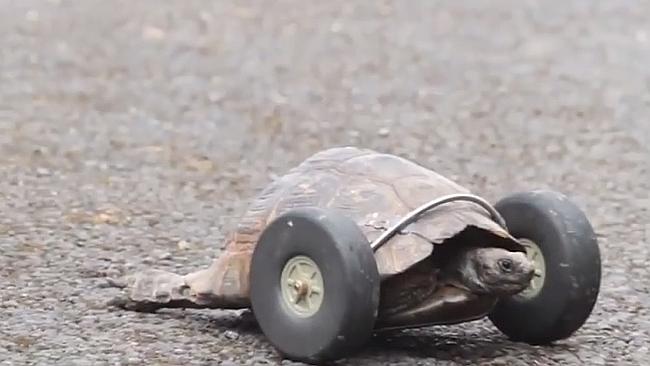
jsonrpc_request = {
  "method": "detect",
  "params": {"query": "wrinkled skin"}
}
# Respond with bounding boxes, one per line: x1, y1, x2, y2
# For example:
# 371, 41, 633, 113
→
442, 248, 535, 296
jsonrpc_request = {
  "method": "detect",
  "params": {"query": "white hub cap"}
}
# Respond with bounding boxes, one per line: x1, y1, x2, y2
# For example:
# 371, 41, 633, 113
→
516, 238, 546, 300
280, 255, 324, 317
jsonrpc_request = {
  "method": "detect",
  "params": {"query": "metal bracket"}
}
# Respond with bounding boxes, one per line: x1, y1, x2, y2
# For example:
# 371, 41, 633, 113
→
369, 193, 508, 252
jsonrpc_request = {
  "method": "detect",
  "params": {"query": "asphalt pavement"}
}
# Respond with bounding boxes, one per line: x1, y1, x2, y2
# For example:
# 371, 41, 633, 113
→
1, 1, 649, 365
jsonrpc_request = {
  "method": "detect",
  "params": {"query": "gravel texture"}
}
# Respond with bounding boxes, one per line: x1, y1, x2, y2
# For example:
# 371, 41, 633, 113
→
1, 1, 650, 365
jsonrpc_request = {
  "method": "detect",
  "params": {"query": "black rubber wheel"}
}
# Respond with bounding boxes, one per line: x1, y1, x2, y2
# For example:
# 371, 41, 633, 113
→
488, 190, 601, 344
249, 207, 380, 363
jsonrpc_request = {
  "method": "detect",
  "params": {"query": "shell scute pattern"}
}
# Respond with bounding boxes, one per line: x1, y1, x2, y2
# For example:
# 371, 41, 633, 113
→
205, 147, 516, 301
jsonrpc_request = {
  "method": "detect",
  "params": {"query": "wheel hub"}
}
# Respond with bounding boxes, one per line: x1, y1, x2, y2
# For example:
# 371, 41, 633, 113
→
280, 255, 324, 317
516, 238, 546, 300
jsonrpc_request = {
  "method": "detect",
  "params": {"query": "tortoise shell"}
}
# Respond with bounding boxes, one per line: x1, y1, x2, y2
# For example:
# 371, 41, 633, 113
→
186, 147, 520, 305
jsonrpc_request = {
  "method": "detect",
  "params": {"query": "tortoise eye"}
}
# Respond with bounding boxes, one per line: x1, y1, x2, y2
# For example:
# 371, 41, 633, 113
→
498, 259, 513, 273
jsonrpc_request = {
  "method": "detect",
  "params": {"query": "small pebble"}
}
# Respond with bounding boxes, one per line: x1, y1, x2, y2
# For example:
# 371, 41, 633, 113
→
177, 240, 193, 250
224, 330, 239, 340
36, 167, 51, 177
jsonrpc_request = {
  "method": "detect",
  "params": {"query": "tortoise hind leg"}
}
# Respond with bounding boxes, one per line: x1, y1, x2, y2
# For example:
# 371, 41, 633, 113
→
106, 268, 205, 312
106, 253, 250, 312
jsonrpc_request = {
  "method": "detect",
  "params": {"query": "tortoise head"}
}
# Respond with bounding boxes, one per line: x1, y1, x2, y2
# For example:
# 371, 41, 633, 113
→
457, 247, 535, 296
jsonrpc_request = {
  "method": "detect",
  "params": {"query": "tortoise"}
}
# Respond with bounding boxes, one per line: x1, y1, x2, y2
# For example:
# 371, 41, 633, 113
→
108, 147, 602, 364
